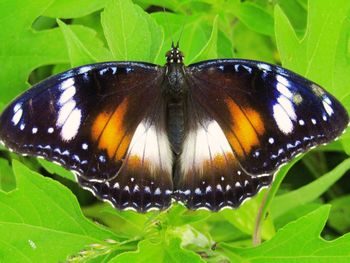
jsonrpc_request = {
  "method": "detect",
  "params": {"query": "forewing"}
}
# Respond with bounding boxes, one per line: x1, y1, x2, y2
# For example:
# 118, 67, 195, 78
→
186, 60, 349, 175
0, 62, 173, 212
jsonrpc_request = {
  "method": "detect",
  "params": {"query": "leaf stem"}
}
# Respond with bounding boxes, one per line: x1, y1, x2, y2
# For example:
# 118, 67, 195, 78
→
252, 186, 270, 246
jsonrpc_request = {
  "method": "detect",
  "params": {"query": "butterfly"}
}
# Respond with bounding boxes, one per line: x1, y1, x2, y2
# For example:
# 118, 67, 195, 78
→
0, 42, 348, 212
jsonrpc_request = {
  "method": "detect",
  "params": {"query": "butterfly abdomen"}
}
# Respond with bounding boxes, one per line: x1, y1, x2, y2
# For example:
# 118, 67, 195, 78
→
166, 101, 185, 156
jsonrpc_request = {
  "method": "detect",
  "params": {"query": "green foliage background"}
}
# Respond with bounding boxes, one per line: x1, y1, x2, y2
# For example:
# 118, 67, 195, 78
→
0, 0, 350, 262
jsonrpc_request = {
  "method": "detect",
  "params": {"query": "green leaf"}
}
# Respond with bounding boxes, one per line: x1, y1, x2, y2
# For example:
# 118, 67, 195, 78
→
101, 0, 162, 62
328, 195, 350, 234
145, 12, 164, 63
190, 15, 218, 63
205, 217, 247, 244
220, 205, 350, 262
296, 0, 308, 10
152, 13, 212, 65
164, 204, 211, 227
235, 2, 274, 36
248, 159, 298, 244
51, 63, 70, 75
38, 159, 75, 182
58, 20, 99, 66
110, 237, 204, 263
233, 23, 275, 62
153, 12, 233, 65
274, 202, 323, 230
0, 0, 65, 104
258, 160, 297, 221
341, 130, 350, 156
0, 158, 16, 192
0, 161, 122, 262
275, 0, 350, 95
58, 20, 112, 66
220, 189, 275, 241
271, 158, 350, 219
44, 0, 108, 18
32, 16, 57, 31
332, 10, 350, 154
276, 0, 307, 36
72, 12, 105, 41
82, 203, 150, 238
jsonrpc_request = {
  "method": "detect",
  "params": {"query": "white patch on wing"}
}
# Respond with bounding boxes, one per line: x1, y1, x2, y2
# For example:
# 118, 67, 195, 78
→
60, 108, 82, 141
277, 96, 297, 120
276, 82, 293, 99
257, 63, 272, 71
207, 121, 232, 153
323, 100, 334, 116
11, 104, 23, 126
77, 66, 92, 74
60, 78, 75, 91
58, 85, 76, 105
56, 100, 76, 127
126, 121, 172, 174
323, 96, 332, 105
242, 65, 252, 74
276, 75, 290, 87
13, 103, 22, 112
180, 120, 233, 174
273, 103, 294, 134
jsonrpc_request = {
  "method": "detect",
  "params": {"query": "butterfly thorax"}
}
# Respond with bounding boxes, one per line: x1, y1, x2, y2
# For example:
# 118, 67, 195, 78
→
165, 46, 186, 99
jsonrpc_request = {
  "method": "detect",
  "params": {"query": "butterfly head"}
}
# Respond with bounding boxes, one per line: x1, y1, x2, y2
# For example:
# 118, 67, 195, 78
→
166, 42, 184, 64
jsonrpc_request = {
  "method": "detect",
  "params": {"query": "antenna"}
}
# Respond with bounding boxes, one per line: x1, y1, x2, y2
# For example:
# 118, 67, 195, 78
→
163, 7, 174, 48
176, 24, 185, 48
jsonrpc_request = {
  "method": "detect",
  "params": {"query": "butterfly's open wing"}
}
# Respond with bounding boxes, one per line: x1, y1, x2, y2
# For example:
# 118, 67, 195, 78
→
186, 60, 348, 175
175, 60, 348, 210
174, 95, 272, 210
0, 62, 173, 212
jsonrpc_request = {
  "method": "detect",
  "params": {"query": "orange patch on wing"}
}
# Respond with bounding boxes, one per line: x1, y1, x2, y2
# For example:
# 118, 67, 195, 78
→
225, 134, 244, 157
212, 154, 226, 167
116, 135, 132, 159
202, 152, 236, 171
126, 155, 142, 167
126, 155, 153, 172
91, 99, 131, 159
225, 99, 265, 156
